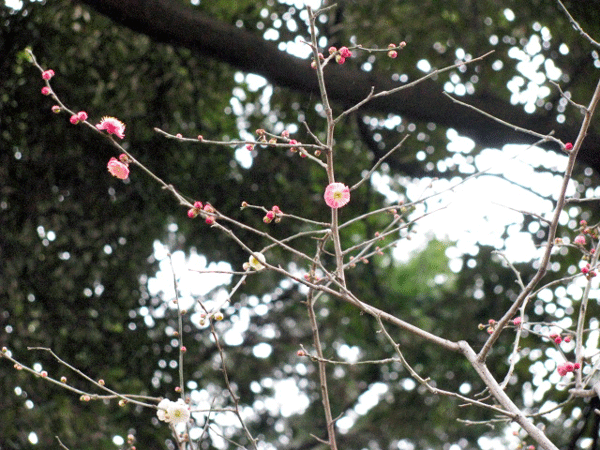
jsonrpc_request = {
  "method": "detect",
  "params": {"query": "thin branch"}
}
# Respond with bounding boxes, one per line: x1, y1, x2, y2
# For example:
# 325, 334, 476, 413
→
576, 239, 600, 387
167, 253, 187, 399
306, 287, 338, 450
56, 437, 70, 450
21, 348, 156, 408
555, 0, 600, 49
350, 134, 410, 192
444, 92, 564, 149
490, 201, 552, 225
209, 324, 258, 450
336, 51, 495, 123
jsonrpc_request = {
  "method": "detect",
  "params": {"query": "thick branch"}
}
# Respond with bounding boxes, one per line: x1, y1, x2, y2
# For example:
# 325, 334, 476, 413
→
79, 0, 600, 173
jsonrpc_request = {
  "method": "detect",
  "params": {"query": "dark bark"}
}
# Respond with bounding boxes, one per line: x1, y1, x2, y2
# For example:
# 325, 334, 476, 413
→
79, 0, 600, 173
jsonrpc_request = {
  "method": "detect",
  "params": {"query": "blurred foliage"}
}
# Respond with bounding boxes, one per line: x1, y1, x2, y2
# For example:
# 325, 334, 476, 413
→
2, 0, 600, 449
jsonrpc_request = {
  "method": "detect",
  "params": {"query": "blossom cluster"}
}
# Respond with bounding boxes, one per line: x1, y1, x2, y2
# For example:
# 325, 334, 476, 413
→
581, 263, 597, 279
156, 398, 191, 425
263, 205, 282, 223
329, 46, 352, 64
39, 69, 127, 142
549, 333, 571, 345
187, 201, 216, 224
386, 41, 406, 58
557, 361, 580, 377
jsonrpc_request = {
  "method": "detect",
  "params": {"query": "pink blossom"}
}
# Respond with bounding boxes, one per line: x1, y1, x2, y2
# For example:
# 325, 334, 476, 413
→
70, 115, 79, 125
193, 201, 203, 209
512, 317, 522, 326
557, 361, 577, 376
565, 142, 573, 151
574, 235, 586, 245
51, 105, 61, 113
187, 208, 198, 219
324, 182, 351, 209
77, 111, 88, 121
96, 116, 126, 139
557, 363, 569, 377
272, 205, 281, 213
339, 47, 352, 58
41, 87, 51, 95
107, 157, 129, 180
388, 50, 398, 58
42, 70, 55, 80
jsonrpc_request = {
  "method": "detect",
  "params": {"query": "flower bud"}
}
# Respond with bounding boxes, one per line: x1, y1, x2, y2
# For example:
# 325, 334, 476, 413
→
42, 69, 55, 80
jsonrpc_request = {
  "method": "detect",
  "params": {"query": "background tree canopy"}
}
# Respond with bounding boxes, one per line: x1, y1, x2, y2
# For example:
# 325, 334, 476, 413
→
2, 0, 600, 449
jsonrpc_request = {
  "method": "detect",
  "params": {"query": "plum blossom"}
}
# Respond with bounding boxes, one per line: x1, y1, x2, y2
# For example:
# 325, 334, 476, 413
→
156, 398, 190, 425
96, 116, 126, 139
107, 157, 129, 180
42, 69, 55, 80
557, 362, 579, 377
244, 252, 266, 271
324, 182, 350, 209
574, 235, 586, 245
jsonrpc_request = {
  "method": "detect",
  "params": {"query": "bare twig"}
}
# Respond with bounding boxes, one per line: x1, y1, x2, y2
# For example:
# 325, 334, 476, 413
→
555, 0, 600, 49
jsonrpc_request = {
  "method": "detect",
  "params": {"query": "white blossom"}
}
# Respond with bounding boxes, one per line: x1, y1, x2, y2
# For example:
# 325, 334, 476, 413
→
157, 398, 190, 425
247, 252, 266, 271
